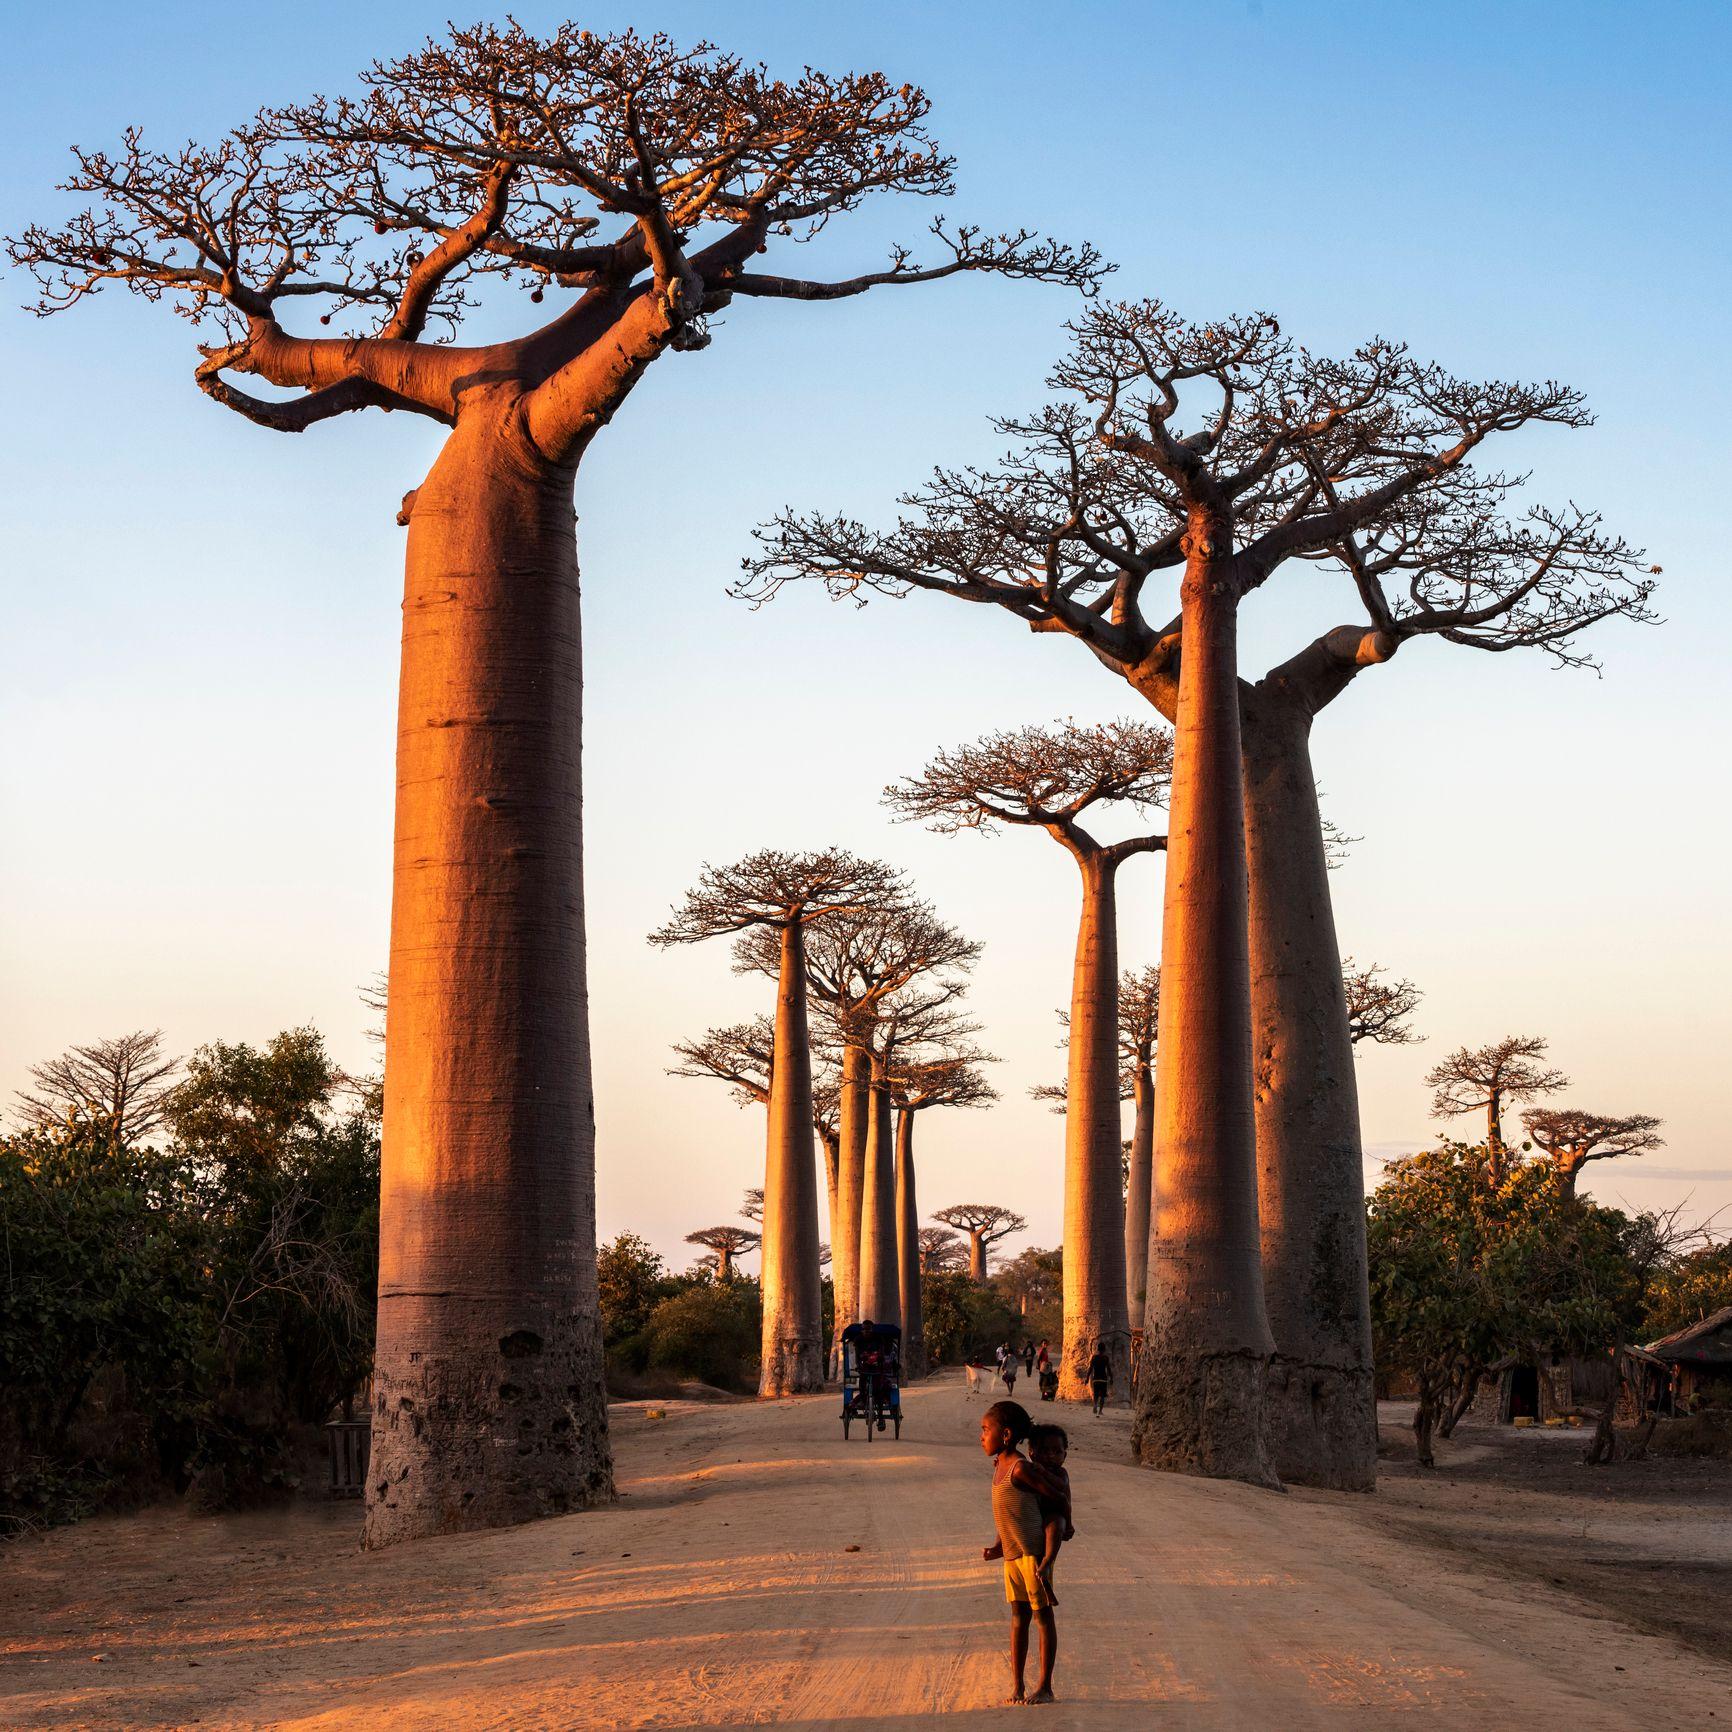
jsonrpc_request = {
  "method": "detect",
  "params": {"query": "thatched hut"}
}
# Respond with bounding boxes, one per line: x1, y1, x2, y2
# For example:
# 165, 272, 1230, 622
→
1646, 1307, 1732, 1411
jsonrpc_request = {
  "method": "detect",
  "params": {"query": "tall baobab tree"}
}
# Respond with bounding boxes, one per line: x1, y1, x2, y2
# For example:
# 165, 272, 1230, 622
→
669, 1021, 843, 1260
686, 1225, 760, 1280
745, 298, 1655, 1489
933, 1203, 1027, 1281
919, 1226, 969, 1274
1342, 962, 1423, 1047
9, 24, 1100, 1546
736, 898, 979, 1361
890, 1046, 998, 1377
1426, 1035, 1569, 1181
886, 720, 1169, 1400
13, 1030, 180, 1144
652, 850, 900, 1396
1521, 1109, 1665, 1197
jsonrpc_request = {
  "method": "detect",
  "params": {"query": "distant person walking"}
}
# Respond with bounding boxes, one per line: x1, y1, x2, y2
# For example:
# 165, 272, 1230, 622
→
1022, 1341, 1036, 1376
1001, 1352, 1019, 1396
1087, 1342, 1113, 1416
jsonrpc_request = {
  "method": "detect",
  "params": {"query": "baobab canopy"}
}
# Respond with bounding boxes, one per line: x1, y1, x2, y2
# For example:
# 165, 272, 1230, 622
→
8, 22, 1103, 442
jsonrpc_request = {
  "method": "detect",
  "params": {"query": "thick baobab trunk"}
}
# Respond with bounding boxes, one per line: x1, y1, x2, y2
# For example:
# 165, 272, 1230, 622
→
1059, 855, 1131, 1401
367, 406, 612, 1548
857, 1061, 901, 1328
1133, 551, 1278, 1487
831, 1042, 870, 1373
759, 922, 826, 1396
1124, 1061, 1154, 1332
1242, 704, 1376, 1492
967, 1230, 989, 1283
895, 1107, 924, 1379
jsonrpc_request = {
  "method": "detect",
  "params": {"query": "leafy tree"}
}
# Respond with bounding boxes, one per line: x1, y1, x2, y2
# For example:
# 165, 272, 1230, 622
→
0, 1114, 206, 1526
921, 1270, 1017, 1367
643, 1281, 763, 1392
597, 1232, 667, 1350
1367, 1142, 1640, 1466
167, 1028, 336, 1183
1644, 1241, 1732, 1339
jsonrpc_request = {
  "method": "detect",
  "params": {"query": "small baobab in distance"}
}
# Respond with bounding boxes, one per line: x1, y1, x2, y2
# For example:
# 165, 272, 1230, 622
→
1426, 1036, 1569, 1183
7, 21, 1100, 1544
685, 1226, 761, 1282
1521, 1108, 1665, 1197
933, 1203, 1028, 1282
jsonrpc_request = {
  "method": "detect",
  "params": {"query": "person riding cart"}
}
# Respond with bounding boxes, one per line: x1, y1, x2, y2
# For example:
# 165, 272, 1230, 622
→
839, 1319, 902, 1440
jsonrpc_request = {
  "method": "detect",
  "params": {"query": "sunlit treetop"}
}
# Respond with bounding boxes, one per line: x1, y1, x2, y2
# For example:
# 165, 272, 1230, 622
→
7, 22, 1103, 443
744, 297, 1660, 676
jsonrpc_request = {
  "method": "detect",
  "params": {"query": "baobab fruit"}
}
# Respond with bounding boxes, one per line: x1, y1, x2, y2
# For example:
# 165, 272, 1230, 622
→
319, 313, 332, 324
373, 220, 389, 235
530, 286, 544, 302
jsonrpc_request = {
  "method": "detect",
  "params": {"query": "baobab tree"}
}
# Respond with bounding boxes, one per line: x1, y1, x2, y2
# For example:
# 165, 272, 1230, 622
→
934, 1203, 1027, 1281
736, 897, 979, 1361
858, 992, 984, 1338
9, 23, 1100, 1545
686, 1225, 760, 1280
745, 298, 1655, 1489
669, 1020, 843, 1257
652, 850, 900, 1396
1029, 963, 1159, 1333
1118, 965, 1161, 1332
1342, 961, 1423, 1047
1427, 1035, 1569, 1181
13, 1030, 180, 1143
887, 720, 1167, 1398
1522, 1108, 1665, 1197
890, 1045, 998, 1377
919, 1226, 969, 1274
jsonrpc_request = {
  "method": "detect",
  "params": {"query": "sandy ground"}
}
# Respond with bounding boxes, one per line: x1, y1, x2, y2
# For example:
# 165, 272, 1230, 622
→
4, 1375, 1731, 1730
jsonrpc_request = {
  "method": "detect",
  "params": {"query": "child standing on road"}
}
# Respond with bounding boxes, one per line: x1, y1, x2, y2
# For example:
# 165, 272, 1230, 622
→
979, 1400, 1068, 1705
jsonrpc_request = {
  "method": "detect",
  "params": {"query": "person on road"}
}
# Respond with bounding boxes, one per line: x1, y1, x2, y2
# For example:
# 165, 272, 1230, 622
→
1000, 1351, 1019, 1397
1022, 1340, 1036, 1377
979, 1400, 1067, 1705
1087, 1342, 1113, 1415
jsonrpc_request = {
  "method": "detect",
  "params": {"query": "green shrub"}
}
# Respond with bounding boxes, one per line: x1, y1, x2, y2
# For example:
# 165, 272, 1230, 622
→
642, 1280, 761, 1391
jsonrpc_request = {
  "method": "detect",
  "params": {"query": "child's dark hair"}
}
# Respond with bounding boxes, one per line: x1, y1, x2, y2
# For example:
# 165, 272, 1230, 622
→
1029, 1422, 1068, 1452
983, 1399, 1033, 1442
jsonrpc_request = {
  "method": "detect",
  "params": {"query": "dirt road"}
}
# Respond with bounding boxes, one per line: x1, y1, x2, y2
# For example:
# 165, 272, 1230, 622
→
4, 1374, 1730, 1729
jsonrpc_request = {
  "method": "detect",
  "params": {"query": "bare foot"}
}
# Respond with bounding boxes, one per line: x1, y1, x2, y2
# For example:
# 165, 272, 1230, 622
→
1005, 1688, 1026, 1705
1027, 1686, 1056, 1704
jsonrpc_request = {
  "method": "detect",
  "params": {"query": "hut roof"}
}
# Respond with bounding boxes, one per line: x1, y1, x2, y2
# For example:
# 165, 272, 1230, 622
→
1645, 1306, 1732, 1363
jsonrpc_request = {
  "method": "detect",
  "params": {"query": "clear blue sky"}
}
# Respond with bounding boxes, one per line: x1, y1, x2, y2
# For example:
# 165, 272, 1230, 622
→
3, 2, 1729, 1265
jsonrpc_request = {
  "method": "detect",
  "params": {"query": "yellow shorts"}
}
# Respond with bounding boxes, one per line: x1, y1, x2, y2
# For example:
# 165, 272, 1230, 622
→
1002, 1555, 1056, 1609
